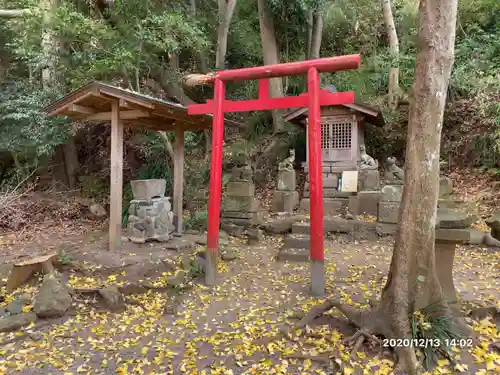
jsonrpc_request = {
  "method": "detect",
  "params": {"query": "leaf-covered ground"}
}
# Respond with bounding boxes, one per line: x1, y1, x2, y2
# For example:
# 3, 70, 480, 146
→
0, 230, 499, 375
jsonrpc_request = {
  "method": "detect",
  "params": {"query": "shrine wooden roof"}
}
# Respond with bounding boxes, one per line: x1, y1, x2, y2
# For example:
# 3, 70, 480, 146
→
283, 102, 385, 127
45, 81, 241, 131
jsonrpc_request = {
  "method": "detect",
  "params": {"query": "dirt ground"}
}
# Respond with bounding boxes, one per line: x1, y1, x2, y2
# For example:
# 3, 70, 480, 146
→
0, 225, 499, 375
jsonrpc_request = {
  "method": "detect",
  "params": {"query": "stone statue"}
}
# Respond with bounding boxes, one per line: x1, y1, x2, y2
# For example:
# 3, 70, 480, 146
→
278, 149, 295, 172
359, 145, 378, 170
384, 157, 405, 184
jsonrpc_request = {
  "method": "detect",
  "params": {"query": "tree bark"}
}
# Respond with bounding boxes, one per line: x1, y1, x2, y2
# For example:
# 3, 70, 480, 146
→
306, 10, 313, 60
309, 12, 324, 59
257, 0, 284, 133
188, 0, 208, 73
378, 0, 458, 372
158, 131, 175, 161
382, 0, 400, 110
216, 0, 237, 70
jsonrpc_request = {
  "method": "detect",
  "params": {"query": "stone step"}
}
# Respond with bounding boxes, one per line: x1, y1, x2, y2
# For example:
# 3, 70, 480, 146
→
277, 247, 310, 262
299, 198, 348, 215
282, 234, 311, 250
292, 218, 378, 234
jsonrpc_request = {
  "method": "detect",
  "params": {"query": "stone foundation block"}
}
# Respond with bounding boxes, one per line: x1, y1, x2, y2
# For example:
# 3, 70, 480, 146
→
130, 179, 166, 200
439, 177, 454, 198
226, 181, 255, 197
437, 208, 474, 229
223, 196, 259, 212
381, 185, 403, 202
357, 191, 381, 216
358, 170, 381, 191
273, 190, 299, 213
348, 196, 359, 215
299, 198, 345, 215
277, 170, 296, 191
220, 211, 264, 227
325, 218, 356, 233
435, 229, 471, 243
221, 211, 255, 219
378, 201, 400, 224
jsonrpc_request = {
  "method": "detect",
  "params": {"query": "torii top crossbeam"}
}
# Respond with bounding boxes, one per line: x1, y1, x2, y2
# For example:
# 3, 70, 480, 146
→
188, 54, 361, 293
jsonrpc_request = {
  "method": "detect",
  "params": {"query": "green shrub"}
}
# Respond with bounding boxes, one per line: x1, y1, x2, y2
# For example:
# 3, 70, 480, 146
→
185, 210, 208, 231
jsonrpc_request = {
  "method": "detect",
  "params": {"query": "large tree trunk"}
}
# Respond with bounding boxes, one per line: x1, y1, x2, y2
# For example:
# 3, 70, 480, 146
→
377, 0, 459, 372
382, 0, 400, 110
215, 0, 237, 70
257, 0, 284, 133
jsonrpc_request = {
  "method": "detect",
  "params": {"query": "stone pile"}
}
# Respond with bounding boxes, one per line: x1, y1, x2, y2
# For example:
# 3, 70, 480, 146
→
127, 179, 174, 244
221, 165, 262, 236
273, 168, 299, 213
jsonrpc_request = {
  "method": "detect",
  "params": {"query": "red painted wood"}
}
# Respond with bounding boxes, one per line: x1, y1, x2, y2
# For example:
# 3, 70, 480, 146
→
206, 78, 225, 252
307, 67, 324, 261
258, 79, 269, 99
216, 54, 360, 82
188, 91, 354, 115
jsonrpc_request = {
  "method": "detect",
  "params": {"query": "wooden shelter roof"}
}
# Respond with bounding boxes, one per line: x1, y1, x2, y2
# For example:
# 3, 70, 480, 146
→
46, 81, 240, 131
283, 102, 385, 127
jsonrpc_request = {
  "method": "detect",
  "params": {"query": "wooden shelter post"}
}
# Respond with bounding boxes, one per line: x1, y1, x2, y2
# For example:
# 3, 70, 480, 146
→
173, 127, 185, 234
109, 100, 124, 251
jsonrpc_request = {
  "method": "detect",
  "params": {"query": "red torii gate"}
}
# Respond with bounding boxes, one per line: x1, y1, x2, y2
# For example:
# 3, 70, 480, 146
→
188, 54, 360, 295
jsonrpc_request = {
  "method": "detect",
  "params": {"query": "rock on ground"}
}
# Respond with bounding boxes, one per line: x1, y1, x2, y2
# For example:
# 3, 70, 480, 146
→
6, 294, 31, 315
0, 312, 37, 333
34, 275, 72, 318
98, 287, 125, 312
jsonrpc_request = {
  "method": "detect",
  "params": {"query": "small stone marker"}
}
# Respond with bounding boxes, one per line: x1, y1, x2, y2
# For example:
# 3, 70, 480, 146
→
6, 253, 58, 292
341, 171, 358, 192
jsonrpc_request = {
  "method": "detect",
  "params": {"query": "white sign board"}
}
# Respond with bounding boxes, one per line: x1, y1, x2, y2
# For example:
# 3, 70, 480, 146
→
341, 170, 358, 192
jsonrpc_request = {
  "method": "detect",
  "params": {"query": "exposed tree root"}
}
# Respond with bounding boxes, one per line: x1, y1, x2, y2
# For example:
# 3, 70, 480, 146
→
342, 328, 382, 358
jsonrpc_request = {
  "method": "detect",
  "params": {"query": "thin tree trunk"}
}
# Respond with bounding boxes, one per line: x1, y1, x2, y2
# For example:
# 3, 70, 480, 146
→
216, 0, 237, 70
188, 0, 208, 73
257, 0, 284, 133
378, 0, 458, 372
157, 53, 192, 159
158, 131, 175, 161
309, 12, 323, 59
306, 10, 313, 60
382, 0, 400, 110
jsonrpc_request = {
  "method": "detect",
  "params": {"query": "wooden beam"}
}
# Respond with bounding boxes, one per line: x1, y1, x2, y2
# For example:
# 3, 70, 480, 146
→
67, 104, 96, 114
109, 101, 124, 251
86, 110, 151, 121
99, 88, 155, 109
48, 92, 100, 116
173, 128, 185, 234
